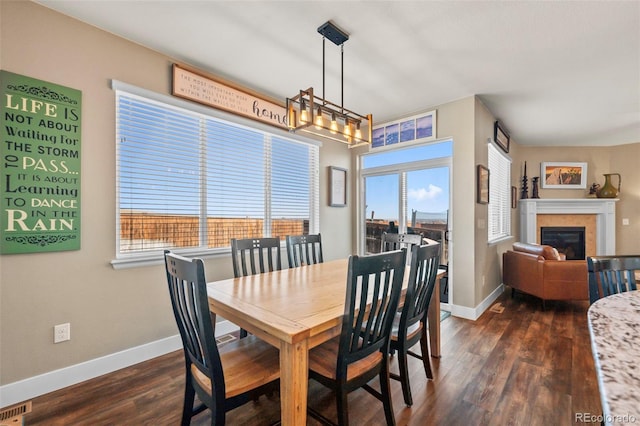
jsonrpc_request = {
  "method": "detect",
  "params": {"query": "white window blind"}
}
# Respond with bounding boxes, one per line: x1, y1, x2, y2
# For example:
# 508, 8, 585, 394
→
488, 142, 511, 242
115, 90, 319, 257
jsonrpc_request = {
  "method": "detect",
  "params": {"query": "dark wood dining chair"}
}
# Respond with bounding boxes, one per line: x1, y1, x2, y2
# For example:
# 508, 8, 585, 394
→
587, 255, 640, 304
381, 232, 426, 266
307, 249, 406, 426
230, 237, 282, 277
231, 237, 282, 338
164, 251, 280, 425
285, 233, 323, 268
389, 243, 441, 407
380, 232, 423, 252
230, 237, 283, 337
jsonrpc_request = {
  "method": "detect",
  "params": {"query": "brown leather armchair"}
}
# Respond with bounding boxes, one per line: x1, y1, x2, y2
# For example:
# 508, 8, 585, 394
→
503, 242, 588, 307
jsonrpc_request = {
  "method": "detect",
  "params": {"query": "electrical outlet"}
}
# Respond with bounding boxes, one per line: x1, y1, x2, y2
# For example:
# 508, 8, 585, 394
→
622, 218, 630, 226
54, 323, 70, 343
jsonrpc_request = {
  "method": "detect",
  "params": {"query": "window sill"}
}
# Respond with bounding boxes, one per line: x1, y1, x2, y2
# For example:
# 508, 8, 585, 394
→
488, 235, 514, 246
110, 248, 229, 270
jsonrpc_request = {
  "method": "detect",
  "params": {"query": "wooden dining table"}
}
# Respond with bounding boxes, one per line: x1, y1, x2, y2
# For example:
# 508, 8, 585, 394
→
587, 290, 640, 425
206, 257, 445, 426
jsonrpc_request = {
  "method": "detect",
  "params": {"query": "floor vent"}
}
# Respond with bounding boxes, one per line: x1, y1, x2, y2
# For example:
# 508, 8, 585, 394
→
489, 303, 505, 314
0, 401, 32, 425
216, 333, 237, 345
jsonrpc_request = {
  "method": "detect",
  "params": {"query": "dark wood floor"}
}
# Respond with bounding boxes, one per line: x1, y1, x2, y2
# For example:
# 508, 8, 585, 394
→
24, 291, 602, 425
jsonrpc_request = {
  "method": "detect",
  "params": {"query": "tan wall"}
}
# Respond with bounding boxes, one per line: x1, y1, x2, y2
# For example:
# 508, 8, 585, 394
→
321, 139, 352, 260
606, 143, 640, 255
0, 1, 351, 385
442, 97, 477, 309
474, 98, 516, 304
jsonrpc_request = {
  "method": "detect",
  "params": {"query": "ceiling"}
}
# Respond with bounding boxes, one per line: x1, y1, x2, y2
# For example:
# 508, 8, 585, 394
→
36, 1, 640, 147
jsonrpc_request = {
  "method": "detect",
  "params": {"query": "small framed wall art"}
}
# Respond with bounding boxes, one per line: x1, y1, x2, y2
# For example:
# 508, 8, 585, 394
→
494, 120, 510, 154
329, 166, 347, 207
477, 165, 490, 204
371, 110, 437, 149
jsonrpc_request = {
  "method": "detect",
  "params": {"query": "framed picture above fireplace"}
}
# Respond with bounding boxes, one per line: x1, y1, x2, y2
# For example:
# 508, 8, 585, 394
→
541, 162, 587, 189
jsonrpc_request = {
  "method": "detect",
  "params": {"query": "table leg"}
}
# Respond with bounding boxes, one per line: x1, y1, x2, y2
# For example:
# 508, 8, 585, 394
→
280, 339, 309, 426
428, 276, 441, 358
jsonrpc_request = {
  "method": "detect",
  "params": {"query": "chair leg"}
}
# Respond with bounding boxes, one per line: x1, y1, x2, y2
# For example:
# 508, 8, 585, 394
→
181, 380, 195, 426
213, 407, 225, 426
380, 362, 396, 426
419, 329, 433, 379
336, 387, 350, 426
397, 349, 413, 407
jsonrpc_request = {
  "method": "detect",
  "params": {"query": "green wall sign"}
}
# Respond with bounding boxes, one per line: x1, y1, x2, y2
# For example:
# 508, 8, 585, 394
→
1, 70, 81, 254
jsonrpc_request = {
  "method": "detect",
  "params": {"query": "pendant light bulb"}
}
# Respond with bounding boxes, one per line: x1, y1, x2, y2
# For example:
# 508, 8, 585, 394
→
300, 100, 309, 124
330, 114, 338, 134
314, 107, 323, 129
343, 119, 352, 140
354, 122, 362, 141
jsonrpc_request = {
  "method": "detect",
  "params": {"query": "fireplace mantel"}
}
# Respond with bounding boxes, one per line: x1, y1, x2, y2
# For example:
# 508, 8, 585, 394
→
519, 198, 618, 255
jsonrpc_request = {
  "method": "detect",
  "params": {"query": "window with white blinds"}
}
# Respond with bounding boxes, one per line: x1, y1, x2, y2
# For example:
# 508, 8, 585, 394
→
487, 142, 511, 242
115, 89, 319, 257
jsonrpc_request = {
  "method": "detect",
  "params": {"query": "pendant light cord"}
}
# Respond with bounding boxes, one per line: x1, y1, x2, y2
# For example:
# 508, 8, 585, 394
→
322, 37, 325, 102
341, 44, 344, 111
322, 36, 345, 111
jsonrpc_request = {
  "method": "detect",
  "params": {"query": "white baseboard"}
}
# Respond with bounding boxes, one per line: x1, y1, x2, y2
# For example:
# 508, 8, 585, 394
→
449, 284, 505, 320
0, 320, 239, 408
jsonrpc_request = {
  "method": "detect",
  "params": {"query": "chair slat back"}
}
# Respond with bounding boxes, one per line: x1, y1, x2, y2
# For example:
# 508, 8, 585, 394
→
400, 243, 441, 336
380, 232, 423, 252
164, 251, 225, 400
231, 237, 282, 277
286, 234, 323, 268
338, 249, 406, 376
587, 255, 640, 304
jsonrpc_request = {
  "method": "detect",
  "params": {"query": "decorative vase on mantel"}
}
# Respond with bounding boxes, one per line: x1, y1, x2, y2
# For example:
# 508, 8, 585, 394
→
531, 177, 540, 199
596, 173, 621, 199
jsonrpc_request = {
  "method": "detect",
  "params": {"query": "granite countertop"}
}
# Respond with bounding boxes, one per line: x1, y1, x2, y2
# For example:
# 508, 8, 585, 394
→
587, 290, 640, 425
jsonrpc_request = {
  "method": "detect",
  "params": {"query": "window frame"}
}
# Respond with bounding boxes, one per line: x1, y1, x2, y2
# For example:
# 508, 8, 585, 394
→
111, 81, 320, 269
358, 139, 453, 255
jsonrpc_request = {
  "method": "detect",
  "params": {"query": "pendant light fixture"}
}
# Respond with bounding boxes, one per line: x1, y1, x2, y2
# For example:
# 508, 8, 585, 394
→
286, 21, 372, 148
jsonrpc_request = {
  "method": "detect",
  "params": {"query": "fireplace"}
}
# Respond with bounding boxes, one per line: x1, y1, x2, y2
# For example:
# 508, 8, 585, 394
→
519, 199, 618, 256
540, 226, 585, 260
